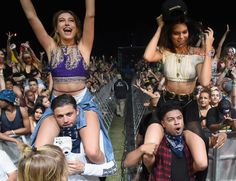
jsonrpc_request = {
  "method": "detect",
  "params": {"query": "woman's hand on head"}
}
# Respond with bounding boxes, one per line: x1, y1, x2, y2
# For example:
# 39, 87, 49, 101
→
156, 15, 164, 27
204, 27, 214, 51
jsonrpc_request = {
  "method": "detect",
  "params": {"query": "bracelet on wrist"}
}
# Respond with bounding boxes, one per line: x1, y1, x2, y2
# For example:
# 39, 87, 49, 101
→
206, 50, 214, 57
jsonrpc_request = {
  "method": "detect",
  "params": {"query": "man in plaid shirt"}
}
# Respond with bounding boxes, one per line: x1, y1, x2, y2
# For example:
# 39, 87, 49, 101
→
143, 101, 195, 180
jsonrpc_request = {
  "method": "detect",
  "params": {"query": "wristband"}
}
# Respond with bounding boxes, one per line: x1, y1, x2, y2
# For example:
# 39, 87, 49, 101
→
206, 50, 214, 57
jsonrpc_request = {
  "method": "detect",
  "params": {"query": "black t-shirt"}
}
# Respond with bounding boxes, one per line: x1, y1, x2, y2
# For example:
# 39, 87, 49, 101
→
114, 79, 129, 99
171, 151, 189, 181
206, 107, 236, 129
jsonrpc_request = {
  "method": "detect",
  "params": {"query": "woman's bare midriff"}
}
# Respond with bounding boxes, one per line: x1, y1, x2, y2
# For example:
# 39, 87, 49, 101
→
165, 80, 197, 94
53, 82, 86, 96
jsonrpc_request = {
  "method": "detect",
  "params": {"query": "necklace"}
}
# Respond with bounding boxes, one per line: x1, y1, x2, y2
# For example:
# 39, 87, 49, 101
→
175, 53, 185, 63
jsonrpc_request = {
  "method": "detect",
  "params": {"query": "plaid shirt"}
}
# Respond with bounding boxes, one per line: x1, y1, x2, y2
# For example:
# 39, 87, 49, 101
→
151, 136, 195, 181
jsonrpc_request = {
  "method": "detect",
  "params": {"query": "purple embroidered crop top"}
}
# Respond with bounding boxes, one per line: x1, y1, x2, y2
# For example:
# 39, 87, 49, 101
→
49, 46, 89, 79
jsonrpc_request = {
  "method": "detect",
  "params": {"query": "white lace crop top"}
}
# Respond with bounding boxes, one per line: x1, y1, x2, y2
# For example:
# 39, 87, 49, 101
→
162, 51, 204, 82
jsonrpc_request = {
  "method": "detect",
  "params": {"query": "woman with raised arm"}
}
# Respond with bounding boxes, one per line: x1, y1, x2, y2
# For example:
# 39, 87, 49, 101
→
142, 0, 214, 173
211, 24, 230, 85
19, 0, 115, 168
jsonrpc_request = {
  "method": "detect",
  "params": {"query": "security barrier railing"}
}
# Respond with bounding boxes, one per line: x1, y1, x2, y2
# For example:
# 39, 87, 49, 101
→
93, 80, 115, 131
207, 132, 236, 181
121, 78, 149, 180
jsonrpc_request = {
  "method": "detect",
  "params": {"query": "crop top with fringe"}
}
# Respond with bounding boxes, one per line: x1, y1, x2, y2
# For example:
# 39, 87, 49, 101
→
49, 46, 89, 83
162, 50, 204, 82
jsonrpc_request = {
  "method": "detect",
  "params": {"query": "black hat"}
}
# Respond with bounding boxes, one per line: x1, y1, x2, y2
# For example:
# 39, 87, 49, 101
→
161, 0, 188, 21
218, 98, 231, 115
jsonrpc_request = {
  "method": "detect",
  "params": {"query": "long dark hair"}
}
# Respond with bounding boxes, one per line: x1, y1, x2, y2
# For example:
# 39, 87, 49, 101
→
159, 14, 202, 52
33, 104, 46, 115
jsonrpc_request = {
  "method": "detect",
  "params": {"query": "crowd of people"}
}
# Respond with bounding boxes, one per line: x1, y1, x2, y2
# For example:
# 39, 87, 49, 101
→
0, 0, 236, 180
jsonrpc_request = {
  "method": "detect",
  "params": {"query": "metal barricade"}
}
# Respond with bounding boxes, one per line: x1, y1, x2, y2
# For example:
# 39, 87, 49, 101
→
93, 81, 115, 131
131, 84, 149, 140
122, 78, 149, 180
207, 131, 236, 181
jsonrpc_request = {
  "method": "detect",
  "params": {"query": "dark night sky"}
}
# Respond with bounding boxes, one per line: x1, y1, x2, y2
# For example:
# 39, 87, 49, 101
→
1, 0, 236, 57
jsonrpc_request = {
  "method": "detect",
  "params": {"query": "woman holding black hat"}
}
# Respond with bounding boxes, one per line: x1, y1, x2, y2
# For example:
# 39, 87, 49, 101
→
143, 0, 214, 175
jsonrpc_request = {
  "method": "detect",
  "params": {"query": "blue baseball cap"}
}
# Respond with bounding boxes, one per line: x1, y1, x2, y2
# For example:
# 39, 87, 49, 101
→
0, 89, 16, 103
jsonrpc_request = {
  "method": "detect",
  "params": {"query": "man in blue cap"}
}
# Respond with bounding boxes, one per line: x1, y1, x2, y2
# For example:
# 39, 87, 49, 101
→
0, 89, 31, 165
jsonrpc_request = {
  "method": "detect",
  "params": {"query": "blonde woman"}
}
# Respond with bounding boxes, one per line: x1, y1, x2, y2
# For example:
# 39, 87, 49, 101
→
18, 144, 68, 181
